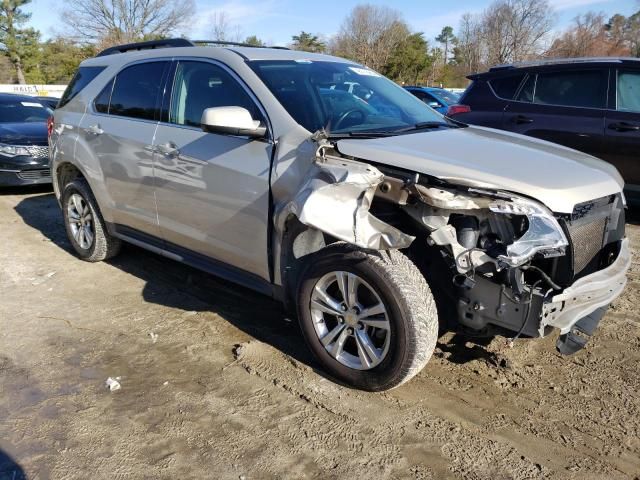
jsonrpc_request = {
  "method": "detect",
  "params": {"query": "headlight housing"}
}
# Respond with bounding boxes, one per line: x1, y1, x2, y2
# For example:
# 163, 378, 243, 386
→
489, 197, 568, 266
0, 143, 31, 157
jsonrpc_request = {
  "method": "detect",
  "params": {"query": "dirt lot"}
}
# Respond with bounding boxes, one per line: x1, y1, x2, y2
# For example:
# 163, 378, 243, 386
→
0, 186, 639, 480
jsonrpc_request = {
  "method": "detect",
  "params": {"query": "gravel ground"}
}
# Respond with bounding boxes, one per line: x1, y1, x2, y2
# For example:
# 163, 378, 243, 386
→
1, 186, 639, 480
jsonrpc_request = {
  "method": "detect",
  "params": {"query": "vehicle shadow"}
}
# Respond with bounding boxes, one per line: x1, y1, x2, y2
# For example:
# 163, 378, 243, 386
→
0, 184, 53, 196
0, 449, 26, 480
12, 192, 325, 376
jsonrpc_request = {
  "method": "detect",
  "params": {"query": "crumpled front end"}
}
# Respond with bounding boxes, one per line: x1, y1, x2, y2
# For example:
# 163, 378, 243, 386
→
273, 135, 630, 353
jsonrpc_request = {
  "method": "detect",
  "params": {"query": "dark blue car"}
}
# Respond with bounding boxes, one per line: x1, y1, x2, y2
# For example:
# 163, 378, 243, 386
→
403, 86, 460, 115
0, 93, 52, 186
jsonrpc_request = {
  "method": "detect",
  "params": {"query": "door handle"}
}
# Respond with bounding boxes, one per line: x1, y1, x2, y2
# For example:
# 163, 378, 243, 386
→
156, 142, 179, 157
511, 115, 534, 124
609, 122, 640, 132
84, 124, 103, 135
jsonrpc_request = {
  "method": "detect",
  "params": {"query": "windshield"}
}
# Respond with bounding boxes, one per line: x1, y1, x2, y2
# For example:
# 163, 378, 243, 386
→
0, 100, 51, 123
249, 60, 447, 135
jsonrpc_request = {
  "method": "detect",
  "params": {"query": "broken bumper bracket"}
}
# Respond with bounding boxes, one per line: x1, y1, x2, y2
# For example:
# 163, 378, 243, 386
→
541, 238, 631, 336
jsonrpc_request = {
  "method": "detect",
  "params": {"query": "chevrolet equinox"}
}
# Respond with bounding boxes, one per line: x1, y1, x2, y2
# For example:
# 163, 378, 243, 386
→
49, 39, 631, 391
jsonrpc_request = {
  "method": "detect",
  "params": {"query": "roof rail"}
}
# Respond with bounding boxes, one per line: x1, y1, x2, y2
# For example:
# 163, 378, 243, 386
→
96, 38, 290, 57
488, 57, 634, 71
97, 38, 195, 57
192, 40, 289, 50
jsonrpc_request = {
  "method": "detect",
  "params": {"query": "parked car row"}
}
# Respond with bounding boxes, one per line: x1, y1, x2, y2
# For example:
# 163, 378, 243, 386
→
441, 58, 640, 204
42, 39, 630, 391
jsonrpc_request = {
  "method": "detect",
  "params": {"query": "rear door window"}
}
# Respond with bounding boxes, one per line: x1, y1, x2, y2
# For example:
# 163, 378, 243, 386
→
533, 70, 607, 109
616, 70, 640, 113
490, 74, 525, 99
59, 66, 106, 108
109, 61, 169, 121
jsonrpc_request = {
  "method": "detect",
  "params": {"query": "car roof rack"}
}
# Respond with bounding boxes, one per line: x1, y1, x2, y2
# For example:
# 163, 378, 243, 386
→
96, 38, 289, 57
192, 40, 289, 50
488, 57, 639, 72
97, 38, 195, 57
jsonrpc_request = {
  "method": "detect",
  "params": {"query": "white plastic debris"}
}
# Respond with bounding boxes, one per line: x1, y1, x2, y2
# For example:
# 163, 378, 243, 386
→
149, 332, 158, 343
105, 377, 121, 392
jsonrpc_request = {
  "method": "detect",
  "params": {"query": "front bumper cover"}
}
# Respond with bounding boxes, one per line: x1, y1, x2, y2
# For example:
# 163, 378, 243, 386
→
541, 237, 631, 335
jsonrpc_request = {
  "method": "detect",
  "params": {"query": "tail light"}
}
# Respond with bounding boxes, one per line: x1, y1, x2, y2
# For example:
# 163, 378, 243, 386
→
47, 116, 54, 138
446, 104, 471, 116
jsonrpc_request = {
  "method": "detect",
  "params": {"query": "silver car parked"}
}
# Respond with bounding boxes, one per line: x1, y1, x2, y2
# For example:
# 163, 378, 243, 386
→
50, 39, 631, 391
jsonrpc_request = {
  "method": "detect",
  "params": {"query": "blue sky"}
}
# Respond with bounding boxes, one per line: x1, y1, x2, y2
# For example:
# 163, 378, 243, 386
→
26, 0, 638, 46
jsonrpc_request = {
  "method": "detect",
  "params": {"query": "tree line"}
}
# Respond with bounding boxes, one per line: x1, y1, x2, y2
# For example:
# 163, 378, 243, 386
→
0, 0, 638, 86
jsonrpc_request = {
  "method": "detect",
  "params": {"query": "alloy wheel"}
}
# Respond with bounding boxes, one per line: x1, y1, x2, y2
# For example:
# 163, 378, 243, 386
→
310, 271, 391, 370
67, 193, 94, 250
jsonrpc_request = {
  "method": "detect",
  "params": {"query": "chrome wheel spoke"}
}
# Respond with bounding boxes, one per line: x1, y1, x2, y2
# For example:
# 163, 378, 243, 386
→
83, 226, 94, 246
311, 299, 342, 317
320, 322, 346, 347
358, 302, 386, 320
335, 271, 359, 308
355, 329, 380, 367
329, 327, 349, 359
73, 226, 82, 243
312, 285, 343, 315
72, 195, 83, 214
359, 317, 390, 331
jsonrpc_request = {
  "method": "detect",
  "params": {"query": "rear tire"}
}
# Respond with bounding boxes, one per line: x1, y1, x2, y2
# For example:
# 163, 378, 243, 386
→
61, 178, 121, 262
297, 244, 438, 391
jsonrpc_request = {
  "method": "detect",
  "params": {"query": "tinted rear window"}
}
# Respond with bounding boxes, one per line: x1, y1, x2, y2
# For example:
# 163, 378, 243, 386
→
534, 70, 606, 109
109, 62, 168, 121
489, 74, 525, 99
59, 66, 106, 108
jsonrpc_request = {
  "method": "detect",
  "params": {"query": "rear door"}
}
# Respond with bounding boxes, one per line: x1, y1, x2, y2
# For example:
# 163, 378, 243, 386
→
77, 60, 170, 236
152, 59, 273, 281
603, 68, 640, 188
502, 68, 608, 159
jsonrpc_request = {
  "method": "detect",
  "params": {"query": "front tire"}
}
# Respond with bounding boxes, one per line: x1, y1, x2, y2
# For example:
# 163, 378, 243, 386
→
297, 244, 438, 391
61, 178, 121, 262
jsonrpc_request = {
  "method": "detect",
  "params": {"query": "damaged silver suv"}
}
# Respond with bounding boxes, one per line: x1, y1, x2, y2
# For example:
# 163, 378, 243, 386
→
50, 39, 631, 391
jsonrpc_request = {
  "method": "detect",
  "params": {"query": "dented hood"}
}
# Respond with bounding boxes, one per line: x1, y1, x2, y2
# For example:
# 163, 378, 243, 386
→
337, 125, 624, 214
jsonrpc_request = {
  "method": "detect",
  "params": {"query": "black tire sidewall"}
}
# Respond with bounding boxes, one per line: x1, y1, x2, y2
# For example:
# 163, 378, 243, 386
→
297, 249, 411, 391
61, 181, 98, 259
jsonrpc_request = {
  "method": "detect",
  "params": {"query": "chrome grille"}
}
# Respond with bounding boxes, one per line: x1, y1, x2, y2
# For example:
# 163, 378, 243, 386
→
26, 145, 49, 158
17, 169, 51, 180
567, 216, 607, 273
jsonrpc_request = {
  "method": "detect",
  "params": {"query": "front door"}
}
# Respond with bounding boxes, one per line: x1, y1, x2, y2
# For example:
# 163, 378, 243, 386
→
603, 68, 640, 189
153, 60, 273, 280
503, 69, 608, 159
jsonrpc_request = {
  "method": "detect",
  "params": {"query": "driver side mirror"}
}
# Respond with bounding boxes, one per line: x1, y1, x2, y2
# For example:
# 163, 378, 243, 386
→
201, 106, 267, 138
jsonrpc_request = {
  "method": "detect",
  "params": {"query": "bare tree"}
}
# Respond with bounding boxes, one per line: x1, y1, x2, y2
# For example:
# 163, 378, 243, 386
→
455, 13, 483, 72
61, 0, 195, 47
210, 11, 242, 43
482, 0, 555, 65
549, 12, 630, 57
331, 4, 410, 71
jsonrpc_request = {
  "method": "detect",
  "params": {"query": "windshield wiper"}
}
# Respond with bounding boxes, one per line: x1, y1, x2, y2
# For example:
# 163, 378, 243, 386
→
326, 131, 401, 139
395, 121, 457, 133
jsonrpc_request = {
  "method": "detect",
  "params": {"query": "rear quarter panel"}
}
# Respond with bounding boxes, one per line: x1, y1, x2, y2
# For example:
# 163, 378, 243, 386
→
51, 65, 120, 224
456, 80, 507, 128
